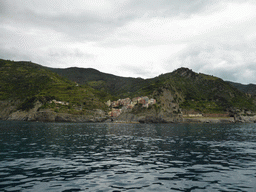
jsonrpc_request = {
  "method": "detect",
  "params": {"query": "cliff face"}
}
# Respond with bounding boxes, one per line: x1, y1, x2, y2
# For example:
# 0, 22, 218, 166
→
0, 101, 19, 120
2, 101, 107, 122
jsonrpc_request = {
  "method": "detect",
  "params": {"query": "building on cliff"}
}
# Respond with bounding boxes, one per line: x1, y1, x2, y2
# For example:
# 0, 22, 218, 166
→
108, 96, 156, 117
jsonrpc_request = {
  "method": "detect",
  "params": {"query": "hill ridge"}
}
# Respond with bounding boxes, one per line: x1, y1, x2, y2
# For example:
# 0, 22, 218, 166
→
1, 59, 256, 123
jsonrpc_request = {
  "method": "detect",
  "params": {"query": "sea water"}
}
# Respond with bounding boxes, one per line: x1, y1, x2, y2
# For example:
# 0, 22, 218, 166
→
0, 121, 256, 191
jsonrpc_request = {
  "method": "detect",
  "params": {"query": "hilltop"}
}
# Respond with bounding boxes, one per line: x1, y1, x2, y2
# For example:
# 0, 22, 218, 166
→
1, 59, 256, 123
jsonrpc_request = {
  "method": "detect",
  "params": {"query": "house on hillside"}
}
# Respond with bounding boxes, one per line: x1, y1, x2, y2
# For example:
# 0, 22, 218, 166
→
108, 96, 157, 117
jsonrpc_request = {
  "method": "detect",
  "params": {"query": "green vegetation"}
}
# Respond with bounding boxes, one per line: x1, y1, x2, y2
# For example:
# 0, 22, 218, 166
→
1, 59, 255, 116
0, 59, 113, 114
48, 67, 146, 98
162, 68, 256, 113
227, 81, 256, 96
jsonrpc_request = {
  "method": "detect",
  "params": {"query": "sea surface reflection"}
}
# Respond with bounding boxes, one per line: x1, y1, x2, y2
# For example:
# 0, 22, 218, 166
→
0, 121, 256, 191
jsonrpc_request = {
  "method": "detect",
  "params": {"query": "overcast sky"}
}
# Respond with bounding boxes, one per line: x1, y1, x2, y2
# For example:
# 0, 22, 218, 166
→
1, 0, 256, 84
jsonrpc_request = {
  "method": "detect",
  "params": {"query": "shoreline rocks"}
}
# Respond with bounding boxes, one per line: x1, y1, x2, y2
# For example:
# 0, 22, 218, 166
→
183, 117, 235, 123
2, 112, 256, 123
1, 100, 256, 124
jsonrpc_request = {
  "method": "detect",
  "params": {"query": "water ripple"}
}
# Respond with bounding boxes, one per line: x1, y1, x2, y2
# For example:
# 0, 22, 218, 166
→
0, 121, 256, 191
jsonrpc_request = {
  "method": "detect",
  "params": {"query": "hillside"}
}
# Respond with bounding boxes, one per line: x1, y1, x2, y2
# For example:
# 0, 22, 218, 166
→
1, 59, 256, 123
139, 68, 256, 113
48, 67, 146, 98
51, 66, 256, 115
0, 59, 112, 120
227, 81, 256, 96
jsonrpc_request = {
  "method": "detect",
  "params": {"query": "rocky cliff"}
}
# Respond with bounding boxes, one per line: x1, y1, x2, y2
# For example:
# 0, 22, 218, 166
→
1, 101, 107, 122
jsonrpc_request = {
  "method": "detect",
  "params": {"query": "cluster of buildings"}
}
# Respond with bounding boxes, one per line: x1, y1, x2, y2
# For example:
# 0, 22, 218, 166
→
106, 96, 156, 117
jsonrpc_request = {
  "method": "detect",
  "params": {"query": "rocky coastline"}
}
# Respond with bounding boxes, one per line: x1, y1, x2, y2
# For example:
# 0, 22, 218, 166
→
1, 93, 256, 124
1, 99, 256, 124
111, 115, 256, 124
1, 108, 256, 124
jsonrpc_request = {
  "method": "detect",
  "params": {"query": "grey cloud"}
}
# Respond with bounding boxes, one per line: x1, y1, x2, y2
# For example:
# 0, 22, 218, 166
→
118, 64, 157, 78
167, 42, 256, 84
0, 0, 225, 42
126, 0, 218, 18
1, 0, 256, 84
48, 49, 94, 59
124, 0, 256, 19
0, 47, 31, 62
0, 46, 53, 68
0, 2, 7, 15
8, 11, 120, 41
0, 1, 137, 42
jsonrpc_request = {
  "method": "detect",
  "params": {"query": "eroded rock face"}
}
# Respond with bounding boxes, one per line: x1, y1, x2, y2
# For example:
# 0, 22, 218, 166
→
0, 100, 20, 120
7, 111, 29, 121
1, 96, 255, 124
7, 108, 57, 122
115, 113, 139, 123
55, 113, 107, 122
7, 101, 42, 121
158, 89, 181, 113
138, 116, 167, 123
34, 110, 57, 122
234, 114, 256, 123
3, 100, 108, 123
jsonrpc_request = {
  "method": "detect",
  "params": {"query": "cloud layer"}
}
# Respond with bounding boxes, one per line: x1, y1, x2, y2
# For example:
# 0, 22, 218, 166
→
1, 0, 256, 84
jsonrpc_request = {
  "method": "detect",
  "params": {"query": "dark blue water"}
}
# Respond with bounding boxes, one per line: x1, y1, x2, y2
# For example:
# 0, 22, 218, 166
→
0, 121, 256, 191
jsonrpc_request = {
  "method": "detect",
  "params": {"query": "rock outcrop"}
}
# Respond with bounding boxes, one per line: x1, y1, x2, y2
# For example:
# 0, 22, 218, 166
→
1, 97, 256, 124
0, 100, 108, 123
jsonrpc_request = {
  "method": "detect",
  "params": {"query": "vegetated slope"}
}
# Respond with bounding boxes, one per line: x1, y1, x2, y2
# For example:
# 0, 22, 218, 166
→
3, 58, 254, 117
227, 81, 256, 96
131, 68, 256, 114
48, 67, 146, 98
0, 59, 111, 114
50, 65, 256, 114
